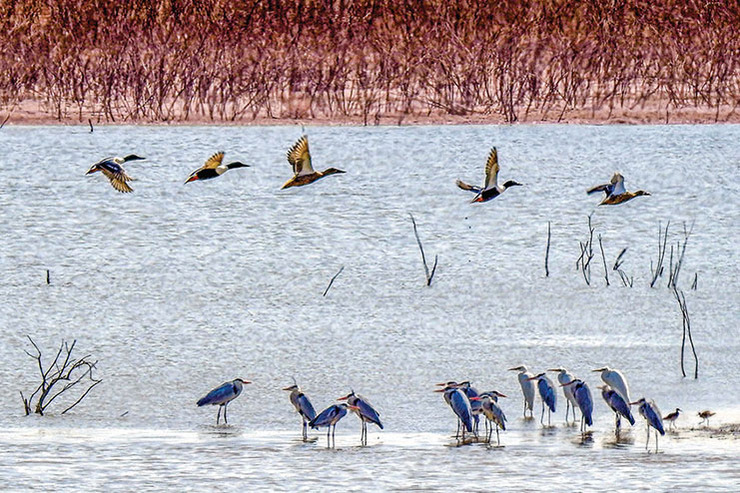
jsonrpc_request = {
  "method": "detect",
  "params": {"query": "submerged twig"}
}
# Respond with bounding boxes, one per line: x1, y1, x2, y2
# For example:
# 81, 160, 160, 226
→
650, 221, 670, 288
322, 266, 345, 297
545, 221, 551, 277
598, 234, 609, 286
673, 287, 698, 379
409, 213, 438, 286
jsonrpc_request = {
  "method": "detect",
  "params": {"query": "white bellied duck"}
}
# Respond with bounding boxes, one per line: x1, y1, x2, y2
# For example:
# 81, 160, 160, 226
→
587, 172, 650, 205
457, 146, 522, 202
185, 151, 249, 183
86, 154, 145, 193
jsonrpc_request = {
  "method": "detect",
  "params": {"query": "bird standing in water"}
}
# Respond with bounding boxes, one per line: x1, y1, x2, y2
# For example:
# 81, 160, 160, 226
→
184, 151, 249, 183
471, 392, 507, 446
527, 372, 557, 426
435, 384, 474, 442
456, 146, 522, 202
698, 410, 716, 426
338, 390, 383, 445
631, 397, 665, 452
86, 154, 145, 193
309, 403, 352, 447
549, 368, 579, 424
562, 379, 593, 433
592, 367, 631, 404
509, 366, 536, 418
281, 135, 345, 188
283, 382, 317, 440
598, 385, 635, 434
587, 172, 650, 205
196, 378, 251, 425
663, 408, 682, 431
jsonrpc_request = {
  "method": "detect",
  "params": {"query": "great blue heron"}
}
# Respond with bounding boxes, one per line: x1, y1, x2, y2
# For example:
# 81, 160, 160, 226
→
508, 366, 535, 418
435, 384, 473, 442
631, 397, 665, 452
283, 382, 317, 440
196, 378, 251, 425
549, 368, 579, 424
527, 372, 557, 426
338, 390, 383, 445
592, 367, 631, 404
598, 385, 635, 433
562, 379, 593, 433
309, 403, 353, 447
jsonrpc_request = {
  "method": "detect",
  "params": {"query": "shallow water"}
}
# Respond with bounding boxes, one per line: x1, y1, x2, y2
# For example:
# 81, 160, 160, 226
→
0, 124, 738, 490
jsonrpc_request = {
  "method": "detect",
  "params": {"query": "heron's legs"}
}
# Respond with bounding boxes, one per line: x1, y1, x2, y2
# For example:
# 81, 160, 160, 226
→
216, 405, 222, 425
655, 430, 659, 453
495, 426, 500, 446
223, 403, 228, 425
645, 424, 650, 450
565, 401, 571, 423
302, 419, 308, 440
540, 402, 545, 425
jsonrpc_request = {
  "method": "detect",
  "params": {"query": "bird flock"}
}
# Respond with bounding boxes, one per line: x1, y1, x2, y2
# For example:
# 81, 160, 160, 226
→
195, 366, 715, 451
85, 135, 648, 206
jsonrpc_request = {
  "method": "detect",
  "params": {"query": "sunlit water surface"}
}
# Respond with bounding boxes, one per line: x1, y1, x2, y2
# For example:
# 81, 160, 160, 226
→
0, 124, 738, 491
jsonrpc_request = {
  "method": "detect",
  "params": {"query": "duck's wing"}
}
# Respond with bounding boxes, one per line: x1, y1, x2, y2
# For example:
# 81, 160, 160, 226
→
287, 135, 314, 176
101, 167, 134, 193
203, 151, 225, 170
456, 179, 482, 193
610, 173, 626, 195
587, 183, 611, 195
483, 147, 500, 189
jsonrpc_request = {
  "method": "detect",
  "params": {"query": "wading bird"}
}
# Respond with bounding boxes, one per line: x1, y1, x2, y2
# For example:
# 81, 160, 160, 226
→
86, 154, 145, 193
457, 381, 481, 434
456, 146, 522, 202
549, 368, 579, 424
598, 385, 635, 433
509, 366, 536, 418
527, 372, 557, 426
562, 379, 593, 433
592, 367, 631, 404
196, 378, 251, 425
338, 390, 383, 445
663, 408, 682, 430
435, 384, 473, 442
281, 135, 345, 189
309, 403, 352, 447
471, 392, 507, 446
698, 410, 716, 426
283, 382, 317, 440
587, 172, 650, 205
631, 397, 665, 452
184, 151, 249, 183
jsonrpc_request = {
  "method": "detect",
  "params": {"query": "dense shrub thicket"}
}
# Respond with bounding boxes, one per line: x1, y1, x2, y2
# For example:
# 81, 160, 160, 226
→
1, 0, 738, 123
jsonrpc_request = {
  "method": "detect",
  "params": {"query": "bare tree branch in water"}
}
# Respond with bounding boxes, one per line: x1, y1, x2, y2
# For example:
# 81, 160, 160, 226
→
323, 266, 345, 297
576, 214, 595, 286
20, 336, 102, 416
598, 234, 609, 286
667, 221, 694, 290
650, 221, 670, 288
673, 288, 698, 379
612, 248, 633, 287
544, 221, 551, 277
410, 213, 438, 286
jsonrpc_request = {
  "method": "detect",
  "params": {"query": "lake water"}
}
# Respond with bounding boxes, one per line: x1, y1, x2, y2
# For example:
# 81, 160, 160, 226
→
0, 124, 738, 491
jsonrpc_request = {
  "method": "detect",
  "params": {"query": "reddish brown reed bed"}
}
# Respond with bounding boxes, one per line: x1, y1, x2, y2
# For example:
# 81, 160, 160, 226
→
1, 0, 739, 125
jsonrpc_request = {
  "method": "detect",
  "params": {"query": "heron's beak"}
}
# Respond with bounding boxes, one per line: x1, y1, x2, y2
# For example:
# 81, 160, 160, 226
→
547, 368, 562, 372
628, 401, 639, 406
348, 405, 361, 411
281, 386, 293, 391
337, 394, 350, 401
592, 368, 606, 372
525, 376, 538, 381
242, 380, 252, 385
496, 393, 508, 398
435, 382, 449, 386
560, 381, 575, 387
507, 367, 521, 371
433, 388, 446, 393
469, 397, 481, 401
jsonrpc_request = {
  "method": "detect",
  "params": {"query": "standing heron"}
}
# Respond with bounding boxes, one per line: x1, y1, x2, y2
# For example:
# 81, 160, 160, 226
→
592, 367, 631, 404
549, 368, 579, 424
663, 408, 682, 431
471, 392, 507, 446
196, 378, 251, 425
457, 381, 481, 436
86, 154, 145, 193
598, 385, 635, 433
562, 379, 593, 433
283, 382, 317, 440
309, 403, 352, 447
435, 384, 474, 442
631, 397, 665, 452
338, 390, 383, 445
509, 366, 536, 418
527, 373, 557, 426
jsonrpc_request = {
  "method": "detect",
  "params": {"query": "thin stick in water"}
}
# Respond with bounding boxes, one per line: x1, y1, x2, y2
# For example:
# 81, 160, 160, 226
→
545, 221, 551, 277
323, 266, 345, 297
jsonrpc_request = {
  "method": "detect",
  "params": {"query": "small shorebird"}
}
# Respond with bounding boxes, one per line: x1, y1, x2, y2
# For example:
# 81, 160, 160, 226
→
630, 397, 665, 452
456, 146, 522, 202
698, 409, 716, 426
281, 135, 345, 188
86, 154, 145, 193
338, 390, 383, 445
663, 408, 682, 430
282, 382, 317, 440
185, 151, 249, 183
196, 378, 251, 425
587, 172, 650, 205
509, 366, 536, 418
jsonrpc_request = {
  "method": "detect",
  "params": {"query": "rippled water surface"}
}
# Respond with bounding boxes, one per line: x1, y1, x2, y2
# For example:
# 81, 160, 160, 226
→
1, 124, 739, 491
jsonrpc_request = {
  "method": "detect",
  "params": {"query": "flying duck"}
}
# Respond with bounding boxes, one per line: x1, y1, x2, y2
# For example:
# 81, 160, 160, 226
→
185, 151, 249, 183
281, 135, 345, 189
456, 146, 522, 202
587, 172, 650, 205
86, 154, 145, 193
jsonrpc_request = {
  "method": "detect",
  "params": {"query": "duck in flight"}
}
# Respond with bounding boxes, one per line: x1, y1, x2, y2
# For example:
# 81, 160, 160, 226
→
281, 135, 345, 189
456, 146, 522, 202
86, 154, 145, 193
587, 172, 650, 205
184, 151, 249, 184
